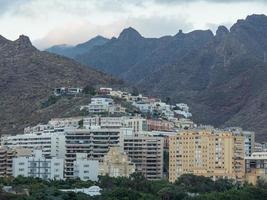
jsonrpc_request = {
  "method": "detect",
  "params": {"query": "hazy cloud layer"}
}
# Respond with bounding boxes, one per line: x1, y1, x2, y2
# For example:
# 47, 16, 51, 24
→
0, 0, 266, 49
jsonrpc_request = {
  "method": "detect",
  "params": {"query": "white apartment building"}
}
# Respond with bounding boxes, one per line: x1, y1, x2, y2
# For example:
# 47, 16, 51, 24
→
54, 87, 83, 96
83, 116, 123, 129
132, 102, 152, 113
49, 117, 83, 129
64, 128, 125, 179
24, 117, 81, 134
83, 116, 147, 135
12, 150, 64, 180
88, 97, 114, 113
2, 132, 66, 158
73, 153, 99, 181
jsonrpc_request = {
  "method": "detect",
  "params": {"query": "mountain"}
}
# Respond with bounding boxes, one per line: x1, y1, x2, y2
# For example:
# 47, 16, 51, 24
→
49, 14, 267, 140
46, 35, 109, 58
76, 27, 172, 76
0, 35, 120, 135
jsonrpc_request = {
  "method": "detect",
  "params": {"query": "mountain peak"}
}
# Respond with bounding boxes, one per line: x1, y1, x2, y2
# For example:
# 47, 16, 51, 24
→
118, 27, 142, 40
246, 14, 267, 22
231, 14, 267, 32
15, 35, 34, 49
215, 26, 229, 39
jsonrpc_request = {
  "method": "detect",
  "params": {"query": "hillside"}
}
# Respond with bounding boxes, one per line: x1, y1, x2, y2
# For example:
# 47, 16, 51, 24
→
45, 14, 267, 140
0, 35, 120, 135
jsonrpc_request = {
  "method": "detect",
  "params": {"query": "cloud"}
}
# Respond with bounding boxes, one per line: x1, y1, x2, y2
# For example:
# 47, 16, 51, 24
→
155, 0, 267, 3
34, 14, 193, 49
0, 0, 267, 49
0, 0, 30, 15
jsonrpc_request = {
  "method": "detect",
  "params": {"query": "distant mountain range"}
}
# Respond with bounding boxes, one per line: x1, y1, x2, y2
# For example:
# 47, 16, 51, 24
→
46, 36, 109, 58
46, 14, 267, 140
0, 35, 120, 135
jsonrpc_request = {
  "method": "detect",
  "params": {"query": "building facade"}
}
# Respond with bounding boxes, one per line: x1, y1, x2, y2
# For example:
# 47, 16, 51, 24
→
99, 146, 135, 177
169, 128, 245, 183
12, 150, 64, 180
0, 147, 32, 177
147, 119, 174, 132
2, 132, 66, 158
73, 153, 99, 181
123, 135, 164, 180
65, 128, 124, 179
245, 152, 267, 185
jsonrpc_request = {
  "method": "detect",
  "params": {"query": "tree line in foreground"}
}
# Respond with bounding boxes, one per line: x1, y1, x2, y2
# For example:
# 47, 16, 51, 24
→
0, 173, 267, 200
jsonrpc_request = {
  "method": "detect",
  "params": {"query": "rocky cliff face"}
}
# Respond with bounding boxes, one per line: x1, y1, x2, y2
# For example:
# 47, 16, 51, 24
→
0, 35, 120, 135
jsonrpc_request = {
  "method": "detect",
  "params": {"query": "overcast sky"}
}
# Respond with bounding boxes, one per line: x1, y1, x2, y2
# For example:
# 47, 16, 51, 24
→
0, 0, 266, 49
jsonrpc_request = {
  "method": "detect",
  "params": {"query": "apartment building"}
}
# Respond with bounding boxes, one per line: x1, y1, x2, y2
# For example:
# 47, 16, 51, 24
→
54, 87, 83, 96
64, 128, 124, 179
0, 147, 32, 177
73, 153, 99, 181
147, 119, 174, 132
2, 132, 66, 158
245, 152, 267, 185
173, 118, 195, 129
169, 128, 245, 183
146, 131, 177, 150
99, 146, 135, 178
12, 150, 64, 180
123, 134, 164, 180
49, 117, 83, 129
83, 116, 147, 134
226, 127, 255, 156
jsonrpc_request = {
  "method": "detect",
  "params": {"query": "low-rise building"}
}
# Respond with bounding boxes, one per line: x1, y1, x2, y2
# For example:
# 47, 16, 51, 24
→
60, 186, 101, 196
81, 97, 125, 114
88, 97, 114, 113
73, 153, 99, 181
245, 152, 267, 185
99, 146, 135, 177
147, 119, 174, 132
12, 150, 64, 180
255, 142, 264, 152
98, 87, 112, 95
173, 118, 195, 129
54, 87, 83, 96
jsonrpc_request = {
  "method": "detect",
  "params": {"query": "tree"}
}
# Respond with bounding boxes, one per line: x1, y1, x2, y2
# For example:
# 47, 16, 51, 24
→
83, 85, 96, 95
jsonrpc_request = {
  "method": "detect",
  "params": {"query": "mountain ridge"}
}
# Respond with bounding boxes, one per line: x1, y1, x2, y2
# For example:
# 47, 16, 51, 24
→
0, 35, 121, 135
45, 14, 267, 140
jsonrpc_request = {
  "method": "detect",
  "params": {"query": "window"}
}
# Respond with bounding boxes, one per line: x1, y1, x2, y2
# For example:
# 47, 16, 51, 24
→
19, 168, 24, 171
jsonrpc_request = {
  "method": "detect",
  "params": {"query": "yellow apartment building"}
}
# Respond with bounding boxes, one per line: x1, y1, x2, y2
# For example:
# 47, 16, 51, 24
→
169, 128, 245, 183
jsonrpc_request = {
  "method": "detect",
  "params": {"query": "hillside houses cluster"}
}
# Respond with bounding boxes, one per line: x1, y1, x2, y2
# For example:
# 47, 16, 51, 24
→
0, 87, 266, 187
